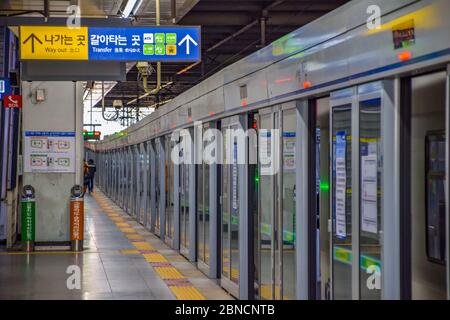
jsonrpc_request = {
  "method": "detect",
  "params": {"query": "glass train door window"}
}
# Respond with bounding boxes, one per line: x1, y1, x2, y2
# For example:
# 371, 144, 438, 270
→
222, 124, 230, 279
281, 108, 296, 300
221, 117, 243, 294
198, 123, 211, 267
180, 143, 190, 253
166, 136, 175, 241
425, 133, 446, 264
359, 97, 382, 300
146, 144, 151, 229
230, 123, 240, 285
331, 103, 352, 300
155, 139, 161, 234
258, 111, 275, 300
257, 106, 296, 300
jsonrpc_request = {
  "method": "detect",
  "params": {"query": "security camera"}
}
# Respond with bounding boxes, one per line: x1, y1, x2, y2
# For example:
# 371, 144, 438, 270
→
137, 61, 149, 76
113, 100, 123, 110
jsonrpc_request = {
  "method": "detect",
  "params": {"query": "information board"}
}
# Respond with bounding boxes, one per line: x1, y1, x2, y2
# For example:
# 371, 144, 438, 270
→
20, 26, 201, 62
24, 131, 76, 173
335, 131, 347, 239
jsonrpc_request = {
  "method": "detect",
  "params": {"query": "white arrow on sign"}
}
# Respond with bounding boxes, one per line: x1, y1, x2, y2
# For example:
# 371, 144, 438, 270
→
178, 34, 198, 55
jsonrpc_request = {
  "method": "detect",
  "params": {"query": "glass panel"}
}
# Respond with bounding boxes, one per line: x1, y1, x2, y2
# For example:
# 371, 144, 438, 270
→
147, 146, 151, 229
331, 104, 352, 300
205, 155, 210, 264
359, 98, 382, 300
230, 127, 240, 284
282, 109, 296, 300
166, 137, 174, 239
222, 126, 230, 278
198, 162, 204, 261
185, 162, 190, 248
411, 72, 447, 299
180, 161, 185, 247
426, 134, 446, 264
180, 161, 186, 247
259, 114, 274, 299
169, 140, 175, 237
155, 142, 160, 231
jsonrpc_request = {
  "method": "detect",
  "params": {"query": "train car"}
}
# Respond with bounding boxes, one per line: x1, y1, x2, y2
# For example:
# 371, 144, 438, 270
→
87, 0, 450, 300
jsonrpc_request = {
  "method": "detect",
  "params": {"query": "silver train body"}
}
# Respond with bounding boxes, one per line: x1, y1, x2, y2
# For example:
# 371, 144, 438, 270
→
88, 0, 450, 300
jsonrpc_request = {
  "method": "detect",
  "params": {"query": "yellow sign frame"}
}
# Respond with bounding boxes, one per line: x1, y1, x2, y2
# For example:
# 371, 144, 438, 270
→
20, 26, 89, 61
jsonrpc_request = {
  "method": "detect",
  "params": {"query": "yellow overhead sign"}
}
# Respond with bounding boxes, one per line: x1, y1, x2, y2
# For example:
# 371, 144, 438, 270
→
20, 26, 89, 60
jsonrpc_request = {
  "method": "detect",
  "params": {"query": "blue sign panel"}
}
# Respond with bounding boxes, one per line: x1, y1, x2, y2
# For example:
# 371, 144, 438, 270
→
0, 78, 11, 99
88, 27, 201, 62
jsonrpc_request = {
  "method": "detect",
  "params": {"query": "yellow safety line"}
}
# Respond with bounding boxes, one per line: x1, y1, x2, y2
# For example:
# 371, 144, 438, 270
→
143, 253, 168, 263
94, 190, 206, 300
170, 286, 206, 300
119, 227, 137, 234
132, 242, 153, 250
154, 267, 184, 279
116, 222, 130, 228
126, 234, 145, 241
120, 249, 140, 255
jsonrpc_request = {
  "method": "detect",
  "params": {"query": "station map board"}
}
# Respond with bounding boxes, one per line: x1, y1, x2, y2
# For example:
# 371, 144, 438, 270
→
20, 26, 201, 62
24, 131, 76, 173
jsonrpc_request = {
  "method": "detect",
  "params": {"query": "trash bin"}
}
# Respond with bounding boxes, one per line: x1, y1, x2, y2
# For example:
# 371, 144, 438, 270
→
70, 185, 84, 252
21, 185, 36, 252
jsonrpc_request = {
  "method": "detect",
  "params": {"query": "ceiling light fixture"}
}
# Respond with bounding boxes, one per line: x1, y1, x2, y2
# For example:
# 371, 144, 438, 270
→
122, 0, 138, 18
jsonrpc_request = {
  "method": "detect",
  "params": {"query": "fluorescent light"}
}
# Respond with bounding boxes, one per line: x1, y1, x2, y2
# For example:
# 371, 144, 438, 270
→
122, 0, 138, 18
132, 0, 145, 15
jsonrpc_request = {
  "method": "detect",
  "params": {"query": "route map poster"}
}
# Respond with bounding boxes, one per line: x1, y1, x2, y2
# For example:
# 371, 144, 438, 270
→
24, 131, 76, 173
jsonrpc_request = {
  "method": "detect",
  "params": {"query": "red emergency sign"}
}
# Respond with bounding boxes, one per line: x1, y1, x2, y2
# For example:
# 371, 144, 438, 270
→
3, 95, 22, 109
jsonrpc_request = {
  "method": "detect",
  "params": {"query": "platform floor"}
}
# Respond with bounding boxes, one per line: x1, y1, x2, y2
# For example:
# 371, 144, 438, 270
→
0, 190, 232, 300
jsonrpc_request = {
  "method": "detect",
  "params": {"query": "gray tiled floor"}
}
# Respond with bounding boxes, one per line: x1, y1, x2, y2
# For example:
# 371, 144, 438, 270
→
0, 195, 175, 300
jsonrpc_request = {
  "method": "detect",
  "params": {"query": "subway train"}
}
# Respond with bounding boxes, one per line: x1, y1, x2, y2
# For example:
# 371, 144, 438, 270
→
86, 0, 450, 300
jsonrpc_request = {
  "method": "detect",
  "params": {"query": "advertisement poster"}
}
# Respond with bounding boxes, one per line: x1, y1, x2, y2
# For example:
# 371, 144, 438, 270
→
335, 131, 347, 239
24, 131, 76, 173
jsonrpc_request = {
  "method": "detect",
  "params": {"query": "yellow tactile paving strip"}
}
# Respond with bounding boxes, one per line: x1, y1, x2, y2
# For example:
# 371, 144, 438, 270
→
92, 190, 206, 300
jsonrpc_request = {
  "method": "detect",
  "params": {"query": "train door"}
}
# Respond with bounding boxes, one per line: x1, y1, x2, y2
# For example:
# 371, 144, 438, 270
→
131, 147, 136, 215
220, 115, 247, 297
165, 135, 174, 245
315, 97, 331, 300
154, 138, 161, 236
255, 104, 296, 300
179, 133, 191, 257
146, 141, 152, 229
328, 82, 395, 300
120, 148, 125, 208
406, 71, 449, 299
134, 146, 139, 217
197, 122, 212, 274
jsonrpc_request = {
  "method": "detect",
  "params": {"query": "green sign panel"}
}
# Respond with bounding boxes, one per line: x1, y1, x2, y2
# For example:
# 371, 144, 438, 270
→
21, 200, 35, 241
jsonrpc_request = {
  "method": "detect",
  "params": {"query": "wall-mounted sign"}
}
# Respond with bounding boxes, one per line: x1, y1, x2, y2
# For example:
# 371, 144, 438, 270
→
392, 20, 415, 50
3, 95, 22, 109
0, 79, 11, 99
23, 131, 76, 173
20, 26, 201, 62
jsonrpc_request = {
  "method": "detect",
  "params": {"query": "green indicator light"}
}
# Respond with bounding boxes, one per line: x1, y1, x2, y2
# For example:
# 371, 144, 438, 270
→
320, 181, 330, 191
254, 168, 260, 185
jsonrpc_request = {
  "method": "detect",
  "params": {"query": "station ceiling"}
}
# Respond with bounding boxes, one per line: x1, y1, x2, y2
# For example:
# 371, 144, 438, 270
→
1, 0, 350, 124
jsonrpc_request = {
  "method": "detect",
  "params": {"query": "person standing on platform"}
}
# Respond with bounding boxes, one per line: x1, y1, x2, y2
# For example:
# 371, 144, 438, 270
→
87, 159, 97, 193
